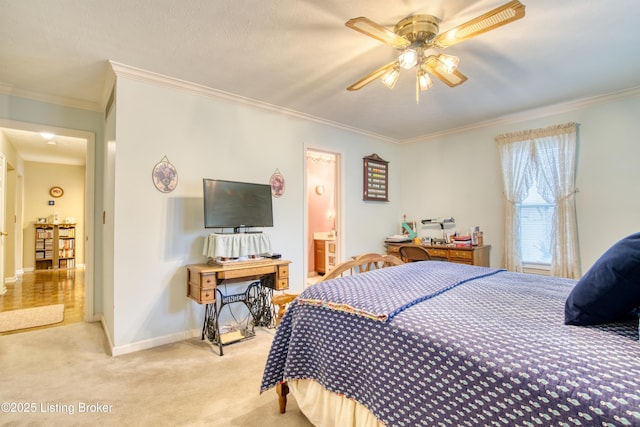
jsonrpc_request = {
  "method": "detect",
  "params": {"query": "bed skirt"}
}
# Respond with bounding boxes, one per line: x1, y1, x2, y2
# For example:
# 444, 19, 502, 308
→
290, 379, 384, 427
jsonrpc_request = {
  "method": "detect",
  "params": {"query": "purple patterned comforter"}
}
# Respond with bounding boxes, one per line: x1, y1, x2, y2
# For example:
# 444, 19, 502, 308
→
261, 262, 640, 426
297, 261, 504, 321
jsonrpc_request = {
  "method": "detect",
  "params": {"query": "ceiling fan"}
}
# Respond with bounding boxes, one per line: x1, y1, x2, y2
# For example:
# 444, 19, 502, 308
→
345, 0, 525, 102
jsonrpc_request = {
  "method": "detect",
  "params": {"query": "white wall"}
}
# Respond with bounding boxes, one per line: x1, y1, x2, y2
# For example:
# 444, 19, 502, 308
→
398, 90, 640, 272
108, 74, 402, 348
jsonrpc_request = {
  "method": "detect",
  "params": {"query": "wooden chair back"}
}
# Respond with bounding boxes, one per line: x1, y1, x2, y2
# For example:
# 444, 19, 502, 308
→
398, 245, 432, 262
272, 253, 404, 325
319, 253, 404, 282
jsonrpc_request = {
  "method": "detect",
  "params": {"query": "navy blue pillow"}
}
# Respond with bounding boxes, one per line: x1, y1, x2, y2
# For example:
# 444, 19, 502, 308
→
565, 232, 640, 325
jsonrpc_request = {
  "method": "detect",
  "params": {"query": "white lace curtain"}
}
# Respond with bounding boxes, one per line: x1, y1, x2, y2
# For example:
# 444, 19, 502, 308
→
496, 123, 580, 278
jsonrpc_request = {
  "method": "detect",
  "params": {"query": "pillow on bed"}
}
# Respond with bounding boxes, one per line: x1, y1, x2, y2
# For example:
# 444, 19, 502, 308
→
565, 232, 640, 325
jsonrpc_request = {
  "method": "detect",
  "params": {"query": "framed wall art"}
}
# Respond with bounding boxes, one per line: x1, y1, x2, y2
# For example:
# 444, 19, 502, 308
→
152, 156, 178, 193
363, 153, 389, 202
49, 186, 64, 198
270, 169, 285, 197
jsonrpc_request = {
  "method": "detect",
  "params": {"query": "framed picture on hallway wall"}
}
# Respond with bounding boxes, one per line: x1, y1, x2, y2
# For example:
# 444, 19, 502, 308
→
49, 186, 64, 198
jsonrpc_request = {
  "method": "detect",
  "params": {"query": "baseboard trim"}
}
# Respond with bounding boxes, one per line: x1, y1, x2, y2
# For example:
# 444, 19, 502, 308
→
110, 328, 201, 357
99, 316, 115, 356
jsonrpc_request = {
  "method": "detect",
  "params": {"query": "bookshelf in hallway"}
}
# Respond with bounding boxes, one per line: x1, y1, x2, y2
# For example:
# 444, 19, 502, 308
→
34, 223, 76, 270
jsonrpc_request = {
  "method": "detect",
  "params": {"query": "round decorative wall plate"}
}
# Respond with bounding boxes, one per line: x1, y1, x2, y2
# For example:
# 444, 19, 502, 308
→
270, 169, 285, 197
50, 186, 64, 198
152, 156, 178, 193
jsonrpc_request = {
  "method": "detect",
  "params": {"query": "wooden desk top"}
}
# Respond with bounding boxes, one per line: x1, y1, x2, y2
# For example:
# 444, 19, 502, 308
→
187, 259, 291, 303
187, 258, 290, 274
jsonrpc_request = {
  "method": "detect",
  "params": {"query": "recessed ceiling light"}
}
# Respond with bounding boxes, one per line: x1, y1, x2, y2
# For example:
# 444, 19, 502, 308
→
40, 132, 55, 139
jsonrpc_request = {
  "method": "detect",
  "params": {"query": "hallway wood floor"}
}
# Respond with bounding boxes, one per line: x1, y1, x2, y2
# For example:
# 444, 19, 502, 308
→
0, 268, 84, 335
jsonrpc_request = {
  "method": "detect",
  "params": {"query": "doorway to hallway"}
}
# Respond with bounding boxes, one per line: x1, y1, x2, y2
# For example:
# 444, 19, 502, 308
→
0, 121, 94, 328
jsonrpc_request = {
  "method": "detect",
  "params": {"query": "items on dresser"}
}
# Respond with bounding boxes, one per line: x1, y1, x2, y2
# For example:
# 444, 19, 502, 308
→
385, 234, 411, 243
419, 217, 457, 242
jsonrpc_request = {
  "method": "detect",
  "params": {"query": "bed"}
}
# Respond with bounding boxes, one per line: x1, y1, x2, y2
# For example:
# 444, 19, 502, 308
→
260, 241, 640, 426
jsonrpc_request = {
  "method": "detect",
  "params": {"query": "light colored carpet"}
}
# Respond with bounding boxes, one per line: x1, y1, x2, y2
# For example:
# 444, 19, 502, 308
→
0, 322, 312, 426
0, 304, 64, 332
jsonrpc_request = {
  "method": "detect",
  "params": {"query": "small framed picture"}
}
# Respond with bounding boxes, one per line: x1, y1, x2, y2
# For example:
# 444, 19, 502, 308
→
363, 153, 389, 202
270, 169, 285, 198
152, 156, 178, 193
49, 186, 64, 198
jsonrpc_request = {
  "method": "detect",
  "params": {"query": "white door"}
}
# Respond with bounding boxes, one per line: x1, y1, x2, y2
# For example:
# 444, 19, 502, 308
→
0, 153, 6, 294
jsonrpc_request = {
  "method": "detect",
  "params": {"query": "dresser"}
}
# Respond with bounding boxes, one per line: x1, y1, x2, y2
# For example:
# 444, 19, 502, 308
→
386, 242, 490, 267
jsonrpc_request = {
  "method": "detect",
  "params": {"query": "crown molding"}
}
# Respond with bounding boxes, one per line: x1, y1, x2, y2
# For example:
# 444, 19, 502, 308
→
100, 64, 117, 115
5, 60, 638, 145
108, 61, 397, 144
401, 85, 640, 144
0, 82, 102, 112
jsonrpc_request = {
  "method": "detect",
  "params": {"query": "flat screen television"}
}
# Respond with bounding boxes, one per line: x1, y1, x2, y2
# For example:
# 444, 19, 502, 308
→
203, 179, 273, 231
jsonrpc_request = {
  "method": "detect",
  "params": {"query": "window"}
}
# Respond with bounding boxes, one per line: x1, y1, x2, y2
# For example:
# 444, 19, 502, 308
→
497, 122, 579, 277
519, 182, 554, 266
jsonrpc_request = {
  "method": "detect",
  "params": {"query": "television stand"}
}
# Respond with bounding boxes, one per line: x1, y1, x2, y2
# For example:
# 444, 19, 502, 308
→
186, 259, 291, 355
231, 227, 262, 234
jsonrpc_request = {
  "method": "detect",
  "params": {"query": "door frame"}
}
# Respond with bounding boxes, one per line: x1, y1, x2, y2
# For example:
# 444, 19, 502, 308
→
0, 119, 95, 321
0, 152, 6, 295
304, 146, 343, 284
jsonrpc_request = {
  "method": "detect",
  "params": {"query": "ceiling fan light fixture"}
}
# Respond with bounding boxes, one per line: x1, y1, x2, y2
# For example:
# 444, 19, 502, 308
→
417, 69, 433, 91
398, 49, 418, 69
381, 67, 400, 88
436, 54, 459, 74
345, 1, 526, 96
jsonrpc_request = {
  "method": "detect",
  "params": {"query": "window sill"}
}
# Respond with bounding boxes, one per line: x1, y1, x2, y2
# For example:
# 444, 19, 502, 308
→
523, 263, 551, 276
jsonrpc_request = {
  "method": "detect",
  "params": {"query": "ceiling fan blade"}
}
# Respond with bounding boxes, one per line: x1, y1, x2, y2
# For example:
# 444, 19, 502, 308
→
345, 17, 411, 50
425, 61, 468, 87
347, 61, 399, 91
432, 0, 525, 49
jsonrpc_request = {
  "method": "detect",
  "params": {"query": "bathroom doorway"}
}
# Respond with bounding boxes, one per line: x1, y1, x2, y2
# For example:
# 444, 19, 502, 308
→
305, 149, 341, 286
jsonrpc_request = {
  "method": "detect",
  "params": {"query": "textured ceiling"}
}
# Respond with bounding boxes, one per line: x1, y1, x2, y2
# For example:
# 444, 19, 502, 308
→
0, 128, 86, 166
1, 0, 640, 144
